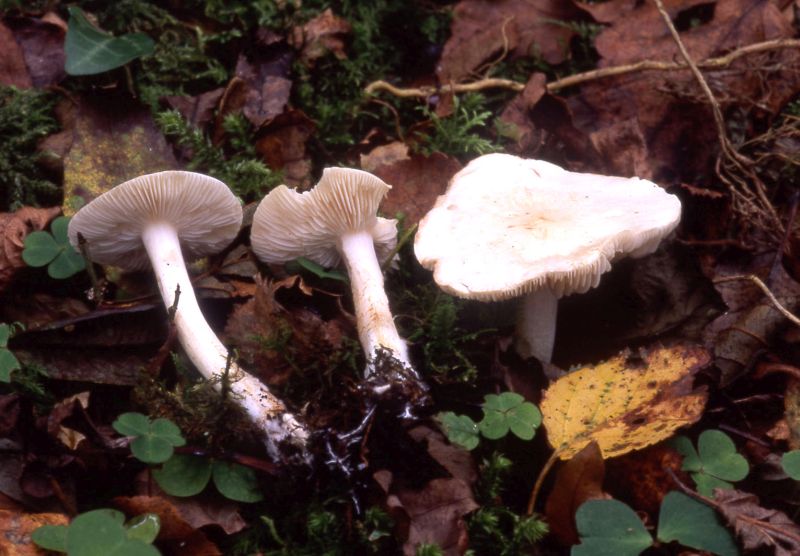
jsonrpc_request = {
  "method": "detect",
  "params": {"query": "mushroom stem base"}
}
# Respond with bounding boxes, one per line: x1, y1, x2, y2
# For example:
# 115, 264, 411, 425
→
516, 289, 558, 363
338, 229, 411, 375
141, 222, 308, 458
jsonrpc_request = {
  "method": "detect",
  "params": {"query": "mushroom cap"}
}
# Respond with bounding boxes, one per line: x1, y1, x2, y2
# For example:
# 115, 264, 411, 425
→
251, 167, 397, 267
414, 153, 681, 301
68, 171, 243, 271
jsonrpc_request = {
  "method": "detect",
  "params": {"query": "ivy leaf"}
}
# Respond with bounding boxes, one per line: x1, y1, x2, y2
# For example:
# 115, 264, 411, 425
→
479, 392, 541, 441
22, 216, 85, 279
657, 491, 739, 556
153, 454, 212, 497
65, 7, 155, 76
437, 411, 480, 450
782, 450, 800, 480
673, 430, 749, 496
212, 461, 264, 503
573, 499, 652, 556
113, 412, 185, 464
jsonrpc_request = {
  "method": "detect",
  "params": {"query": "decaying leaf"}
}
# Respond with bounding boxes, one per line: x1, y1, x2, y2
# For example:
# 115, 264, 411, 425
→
289, 8, 351, 66
714, 489, 800, 556
373, 152, 462, 227
0, 206, 61, 292
374, 469, 478, 556
0, 509, 68, 555
62, 94, 178, 214
6, 13, 67, 88
541, 344, 709, 459
545, 441, 607, 546
254, 109, 315, 187
437, 0, 580, 83
0, 21, 32, 88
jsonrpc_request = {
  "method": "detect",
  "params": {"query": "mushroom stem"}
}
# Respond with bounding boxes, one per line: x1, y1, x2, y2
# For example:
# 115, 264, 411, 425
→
141, 222, 308, 457
515, 288, 558, 362
338, 229, 410, 374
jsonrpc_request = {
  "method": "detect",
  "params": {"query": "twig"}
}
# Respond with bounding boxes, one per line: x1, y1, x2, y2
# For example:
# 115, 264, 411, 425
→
363, 39, 800, 98
167, 284, 181, 322
713, 274, 800, 327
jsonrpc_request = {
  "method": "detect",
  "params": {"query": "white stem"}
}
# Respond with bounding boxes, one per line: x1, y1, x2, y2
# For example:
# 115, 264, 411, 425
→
141, 222, 308, 457
515, 289, 558, 363
338, 230, 411, 375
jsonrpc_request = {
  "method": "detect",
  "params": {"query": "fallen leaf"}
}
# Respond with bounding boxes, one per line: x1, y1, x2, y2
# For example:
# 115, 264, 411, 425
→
233, 50, 293, 128
254, 109, 315, 187
6, 13, 66, 87
289, 8, 351, 66
0, 21, 32, 87
714, 488, 800, 556
408, 425, 478, 485
360, 141, 410, 173
0, 509, 68, 556
606, 444, 686, 515
567, 0, 800, 182
62, 93, 178, 214
372, 152, 462, 227
498, 72, 548, 154
437, 0, 580, 83
0, 206, 61, 292
541, 344, 709, 459
163, 88, 225, 131
705, 261, 800, 385
375, 469, 478, 556
545, 441, 607, 546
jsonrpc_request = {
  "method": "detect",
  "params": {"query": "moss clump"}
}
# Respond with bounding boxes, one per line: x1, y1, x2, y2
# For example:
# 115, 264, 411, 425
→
0, 86, 60, 211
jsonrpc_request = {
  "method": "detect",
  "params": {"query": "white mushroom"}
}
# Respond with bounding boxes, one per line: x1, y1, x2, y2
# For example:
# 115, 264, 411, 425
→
68, 171, 308, 458
414, 153, 682, 363
250, 168, 411, 376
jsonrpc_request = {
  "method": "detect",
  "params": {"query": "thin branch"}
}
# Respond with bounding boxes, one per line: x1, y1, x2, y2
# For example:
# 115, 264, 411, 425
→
713, 274, 800, 327
363, 39, 800, 98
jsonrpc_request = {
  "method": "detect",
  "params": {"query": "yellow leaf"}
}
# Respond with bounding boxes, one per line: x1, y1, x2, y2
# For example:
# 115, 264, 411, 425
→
541, 344, 708, 460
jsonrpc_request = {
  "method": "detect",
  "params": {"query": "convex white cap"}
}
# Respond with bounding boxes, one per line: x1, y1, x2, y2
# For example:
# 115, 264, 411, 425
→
414, 153, 682, 302
68, 171, 243, 270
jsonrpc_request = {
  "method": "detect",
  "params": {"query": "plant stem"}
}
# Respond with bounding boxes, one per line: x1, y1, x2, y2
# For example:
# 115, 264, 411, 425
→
527, 451, 560, 515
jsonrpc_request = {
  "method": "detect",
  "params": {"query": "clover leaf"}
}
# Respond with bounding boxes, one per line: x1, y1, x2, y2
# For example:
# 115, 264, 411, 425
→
573, 499, 652, 556
479, 392, 541, 441
153, 454, 263, 502
438, 412, 480, 450
32, 509, 160, 555
673, 430, 749, 496
782, 450, 800, 480
113, 412, 185, 464
22, 216, 85, 279
657, 492, 738, 556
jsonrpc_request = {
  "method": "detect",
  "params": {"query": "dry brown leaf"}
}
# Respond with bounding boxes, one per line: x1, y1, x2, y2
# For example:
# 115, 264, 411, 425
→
541, 344, 709, 459
545, 441, 606, 546
0, 206, 60, 292
0, 20, 32, 87
360, 141, 410, 173
163, 88, 225, 131
498, 72, 548, 154
373, 152, 462, 227
567, 0, 800, 181
0, 509, 68, 555
714, 489, 800, 556
254, 109, 315, 187
233, 50, 293, 128
606, 444, 686, 515
437, 0, 580, 83
6, 14, 66, 87
290, 8, 351, 66
408, 425, 477, 485
375, 470, 478, 556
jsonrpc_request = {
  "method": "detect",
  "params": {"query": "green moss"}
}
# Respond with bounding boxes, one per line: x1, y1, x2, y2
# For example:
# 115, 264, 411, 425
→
0, 87, 60, 211
155, 109, 281, 201
415, 93, 500, 159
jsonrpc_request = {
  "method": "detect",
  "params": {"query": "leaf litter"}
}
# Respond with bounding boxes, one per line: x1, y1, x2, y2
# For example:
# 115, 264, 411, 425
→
2, 0, 800, 554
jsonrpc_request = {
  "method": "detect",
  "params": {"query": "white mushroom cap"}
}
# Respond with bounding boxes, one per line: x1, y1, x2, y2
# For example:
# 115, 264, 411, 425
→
251, 167, 397, 265
68, 171, 243, 270
414, 153, 681, 301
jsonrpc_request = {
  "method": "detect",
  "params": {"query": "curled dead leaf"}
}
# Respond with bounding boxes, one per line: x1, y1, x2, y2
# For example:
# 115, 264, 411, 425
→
0, 206, 61, 292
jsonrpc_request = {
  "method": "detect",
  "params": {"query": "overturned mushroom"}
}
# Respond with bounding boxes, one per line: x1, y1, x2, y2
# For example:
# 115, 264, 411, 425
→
251, 168, 415, 379
414, 153, 681, 363
68, 171, 308, 459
